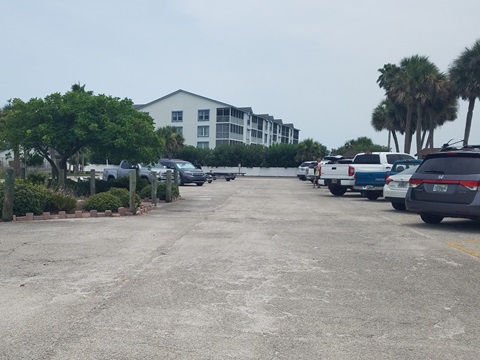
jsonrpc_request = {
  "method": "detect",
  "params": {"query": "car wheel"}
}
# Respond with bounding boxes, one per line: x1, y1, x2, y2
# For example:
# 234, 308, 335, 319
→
391, 202, 406, 211
196, 182, 204, 186
366, 191, 381, 201
328, 185, 347, 196
208, 180, 212, 183
420, 214, 444, 224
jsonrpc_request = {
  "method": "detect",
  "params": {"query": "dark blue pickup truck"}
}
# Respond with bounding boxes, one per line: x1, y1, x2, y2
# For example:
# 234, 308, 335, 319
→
354, 158, 420, 200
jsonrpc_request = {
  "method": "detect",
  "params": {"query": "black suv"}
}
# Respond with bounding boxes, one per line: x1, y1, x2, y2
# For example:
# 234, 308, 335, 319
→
157, 159, 206, 186
405, 145, 480, 224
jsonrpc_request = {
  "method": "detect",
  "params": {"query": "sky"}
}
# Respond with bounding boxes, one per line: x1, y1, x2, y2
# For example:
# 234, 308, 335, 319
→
1, 0, 480, 152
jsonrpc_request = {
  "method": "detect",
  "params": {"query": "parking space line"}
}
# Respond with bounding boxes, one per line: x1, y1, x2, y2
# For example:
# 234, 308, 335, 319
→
448, 240, 480, 258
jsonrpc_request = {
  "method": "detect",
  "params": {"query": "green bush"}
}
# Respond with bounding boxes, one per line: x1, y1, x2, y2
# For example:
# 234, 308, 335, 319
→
0, 180, 51, 217
84, 192, 122, 212
45, 190, 78, 213
27, 171, 49, 185
139, 183, 180, 200
108, 187, 141, 207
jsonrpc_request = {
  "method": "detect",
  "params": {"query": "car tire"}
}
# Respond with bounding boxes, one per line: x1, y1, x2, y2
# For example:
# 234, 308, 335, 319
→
196, 182, 204, 186
366, 191, 381, 201
420, 214, 444, 224
328, 185, 347, 196
391, 202, 406, 211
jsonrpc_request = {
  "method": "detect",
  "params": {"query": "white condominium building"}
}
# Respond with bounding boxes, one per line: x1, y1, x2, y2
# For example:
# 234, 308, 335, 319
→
135, 89, 300, 149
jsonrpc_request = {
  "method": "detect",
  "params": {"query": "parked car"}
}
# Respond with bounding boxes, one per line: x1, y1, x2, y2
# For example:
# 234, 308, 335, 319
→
406, 145, 480, 223
322, 152, 414, 197
297, 161, 317, 181
157, 159, 207, 186
102, 160, 167, 184
383, 165, 420, 210
386, 159, 423, 177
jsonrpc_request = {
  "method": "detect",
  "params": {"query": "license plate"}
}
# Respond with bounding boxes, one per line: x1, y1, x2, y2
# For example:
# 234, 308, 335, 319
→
332, 179, 337, 184
398, 182, 407, 188
433, 184, 448, 192
363, 185, 374, 190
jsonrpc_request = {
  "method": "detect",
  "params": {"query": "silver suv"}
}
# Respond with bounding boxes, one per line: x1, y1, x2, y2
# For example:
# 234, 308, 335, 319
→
296, 161, 317, 181
406, 146, 480, 224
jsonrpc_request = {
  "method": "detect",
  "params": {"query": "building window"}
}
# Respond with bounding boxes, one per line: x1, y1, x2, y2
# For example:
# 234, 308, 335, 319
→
216, 124, 229, 138
197, 125, 209, 137
172, 111, 183, 122
197, 141, 209, 149
198, 109, 210, 121
175, 126, 183, 135
216, 107, 230, 122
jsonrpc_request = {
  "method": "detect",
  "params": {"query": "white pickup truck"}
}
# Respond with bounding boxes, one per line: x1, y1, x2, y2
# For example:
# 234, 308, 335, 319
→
102, 160, 168, 184
320, 152, 414, 197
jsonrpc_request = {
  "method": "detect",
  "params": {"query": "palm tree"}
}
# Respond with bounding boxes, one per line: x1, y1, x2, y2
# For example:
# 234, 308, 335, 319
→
423, 77, 458, 150
378, 56, 441, 154
371, 99, 403, 152
449, 39, 480, 146
156, 126, 185, 158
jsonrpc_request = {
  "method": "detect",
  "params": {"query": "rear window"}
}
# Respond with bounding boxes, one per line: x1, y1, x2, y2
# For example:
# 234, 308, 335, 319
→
353, 154, 380, 164
417, 155, 480, 175
386, 154, 414, 163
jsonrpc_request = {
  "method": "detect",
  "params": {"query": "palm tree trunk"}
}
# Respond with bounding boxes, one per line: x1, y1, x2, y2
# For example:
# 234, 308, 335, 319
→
392, 131, 400, 152
416, 103, 424, 158
404, 106, 413, 154
463, 97, 476, 146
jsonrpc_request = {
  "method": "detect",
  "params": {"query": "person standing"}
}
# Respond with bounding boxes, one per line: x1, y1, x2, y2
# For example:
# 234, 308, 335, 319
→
313, 159, 321, 188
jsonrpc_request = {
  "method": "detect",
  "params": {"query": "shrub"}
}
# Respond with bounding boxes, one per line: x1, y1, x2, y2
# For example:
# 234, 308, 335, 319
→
0, 180, 51, 217
108, 187, 141, 207
140, 183, 180, 200
45, 190, 78, 213
84, 192, 122, 212
27, 171, 49, 185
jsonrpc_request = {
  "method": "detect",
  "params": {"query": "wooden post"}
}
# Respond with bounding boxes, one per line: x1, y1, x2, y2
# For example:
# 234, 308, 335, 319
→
2, 168, 15, 222
90, 169, 96, 195
166, 170, 172, 203
151, 171, 157, 205
129, 170, 137, 213
59, 169, 65, 189
173, 168, 179, 185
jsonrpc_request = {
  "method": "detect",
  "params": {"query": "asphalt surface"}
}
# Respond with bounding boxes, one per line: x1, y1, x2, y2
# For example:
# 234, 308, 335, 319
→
1, 177, 480, 359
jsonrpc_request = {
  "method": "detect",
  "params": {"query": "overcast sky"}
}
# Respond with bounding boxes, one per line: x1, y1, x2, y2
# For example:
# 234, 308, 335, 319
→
2, 0, 479, 152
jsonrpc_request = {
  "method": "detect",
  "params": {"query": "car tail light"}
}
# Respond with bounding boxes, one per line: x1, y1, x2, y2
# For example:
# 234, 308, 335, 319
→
348, 165, 355, 177
459, 180, 480, 191
385, 176, 392, 185
409, 178, 423, 188
408, 178, 480, 191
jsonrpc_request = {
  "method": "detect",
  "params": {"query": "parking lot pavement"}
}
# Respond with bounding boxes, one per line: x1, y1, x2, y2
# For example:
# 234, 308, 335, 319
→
1, 177, 480, 359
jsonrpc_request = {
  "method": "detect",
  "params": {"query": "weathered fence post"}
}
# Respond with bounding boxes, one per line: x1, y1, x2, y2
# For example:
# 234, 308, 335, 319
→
129, 170, 137, 213
166, 170, 172, 203
173, 168, 179, 186
2, 168, 15, 222
58, 169, 65, 189
151, 171, 157, 205
90, 169, 96, 195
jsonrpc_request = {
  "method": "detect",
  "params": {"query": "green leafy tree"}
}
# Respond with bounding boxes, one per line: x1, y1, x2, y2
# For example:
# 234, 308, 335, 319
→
2, 85, 163, 180
0, 101, 23, 175
449, 39, 480, 146
334, 137, 389, 156
294, 138, 327, 163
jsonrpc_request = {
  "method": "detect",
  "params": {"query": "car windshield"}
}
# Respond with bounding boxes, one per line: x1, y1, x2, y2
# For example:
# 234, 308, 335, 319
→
144, 162, 166, 169
175, 162, 196, 169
